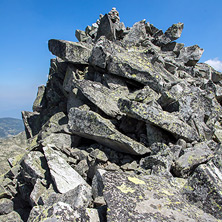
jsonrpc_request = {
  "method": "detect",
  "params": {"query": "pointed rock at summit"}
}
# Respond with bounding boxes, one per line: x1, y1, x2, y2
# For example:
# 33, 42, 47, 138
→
155, 23, 184, 46
123, 20, 146, 46
48, 39, 93, 65
43, 145, 87, 193
68, 107, 151, 155
96, 14, 116, 41
118, 98, 199, 142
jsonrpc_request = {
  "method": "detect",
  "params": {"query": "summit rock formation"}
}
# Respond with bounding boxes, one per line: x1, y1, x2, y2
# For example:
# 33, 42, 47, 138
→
1, 8, 222, 221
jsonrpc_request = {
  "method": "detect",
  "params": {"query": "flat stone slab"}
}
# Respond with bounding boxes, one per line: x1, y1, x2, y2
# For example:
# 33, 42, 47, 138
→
48, 39, 92, 65
43, 145, 86, 193
74, 79, 124, 118
68, 108, 151, 155
118, 98, 199, 142
102, 172, 218, 222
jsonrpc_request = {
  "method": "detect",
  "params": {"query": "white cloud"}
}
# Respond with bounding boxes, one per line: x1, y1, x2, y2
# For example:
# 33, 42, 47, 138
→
205, 58, 222, 72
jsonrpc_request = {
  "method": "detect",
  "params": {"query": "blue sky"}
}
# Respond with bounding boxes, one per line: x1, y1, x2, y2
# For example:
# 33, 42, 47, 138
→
0, 0, 222, 119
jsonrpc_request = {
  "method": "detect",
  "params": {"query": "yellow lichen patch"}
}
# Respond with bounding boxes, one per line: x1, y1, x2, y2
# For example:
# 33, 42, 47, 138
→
117, 183, 135, 194
160, 189, 174, 196
128, 177, 145, 185
139, 195, 143, 199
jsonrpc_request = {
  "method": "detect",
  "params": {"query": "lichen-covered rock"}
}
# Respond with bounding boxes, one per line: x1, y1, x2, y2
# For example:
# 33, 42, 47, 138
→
43, 145, 87, 193
184, 161, 222, 220
30, 202, 90, 222
123, 20, 146, 46
68, 107, 151, 155
156, 23, 184, 46
73, 78, 124, 118
0, 198, 13, 215
118, 98, 199, 142
102, 171, 218, 221
32, 85, 46, 112
0, 211, 22, 222
172, 142, 213, 177
48, 39, 92, 64
21, 151, 48, 185
177, 45, 204, 66
89, 36, 177, 93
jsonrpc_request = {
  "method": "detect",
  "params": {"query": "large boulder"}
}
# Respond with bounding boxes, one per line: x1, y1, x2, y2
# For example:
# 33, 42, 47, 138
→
43, 145, 87, 193
68, 107, 151, 155
102, 171, 218, 221
48, 39, 92, 65
118, 98, 199, 142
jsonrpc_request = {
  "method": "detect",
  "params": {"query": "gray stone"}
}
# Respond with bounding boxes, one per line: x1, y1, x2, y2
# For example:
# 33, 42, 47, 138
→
123, 20, 146, 46
185, 161, 222, 220
92, 169, 106, 200
29, 179, 47, 207
172, 142, 213, 177
0, 211, 22, 222
96, 14, 116, 41
103, 171, 218, 222
68, 108, 151, 155
177, 45, 204, 66
156, 23, 184, 46
73, 78, 124, 118
85, 208, 100, 222
118, 98, 199, 142
43, 145, 87, 193
38, 112, 69, 141
89, 37, 177, 93
21, 151, 48, 185
0, 198, 13, 215
30, 202, 89, 222
43, 184, 92, 210
41, 133, 73, 152
75, 29, 91, 43
48, 39, 92, 65
161, 42, 184, 56
32, 85, 46, 112
22, 111, 41, 138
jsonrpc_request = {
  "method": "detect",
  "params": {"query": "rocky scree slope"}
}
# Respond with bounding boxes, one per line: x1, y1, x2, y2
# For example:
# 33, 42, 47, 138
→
1, 8, 222, 221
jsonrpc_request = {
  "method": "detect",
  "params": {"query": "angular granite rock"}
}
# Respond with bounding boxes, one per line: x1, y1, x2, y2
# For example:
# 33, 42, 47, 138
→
43, 145, 87, 193
89, 36, 177, 93
48, 39, 92, 65
32, 85, 46, 112
172, 142, 213, 177
0, 211, 22, 222
123, 20, 146, 46
177, 45, 204, 66
29, 202, 90, 222
185, 161, 222, 220
118, 98, 199, 142
73, 79, 124, 118
96, 14, 116, 41
68, 107, 151, 155
102, 171, 218, 222
0, 198, 13, 215
21, 151, 48, 185
156, 23, 184, 46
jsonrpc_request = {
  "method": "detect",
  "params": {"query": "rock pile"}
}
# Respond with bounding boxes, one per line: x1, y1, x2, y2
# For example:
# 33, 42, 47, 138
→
1, 8, 222, 221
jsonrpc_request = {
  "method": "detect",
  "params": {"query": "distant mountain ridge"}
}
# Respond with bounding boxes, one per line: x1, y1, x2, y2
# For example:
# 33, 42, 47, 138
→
0, 117, 24, 138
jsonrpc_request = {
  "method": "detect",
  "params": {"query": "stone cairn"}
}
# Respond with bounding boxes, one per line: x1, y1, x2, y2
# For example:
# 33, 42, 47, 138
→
1, 8, 222, 222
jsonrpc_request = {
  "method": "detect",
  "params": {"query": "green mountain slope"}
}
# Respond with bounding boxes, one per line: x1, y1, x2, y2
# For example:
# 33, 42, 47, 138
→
0, 117, 24, 138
